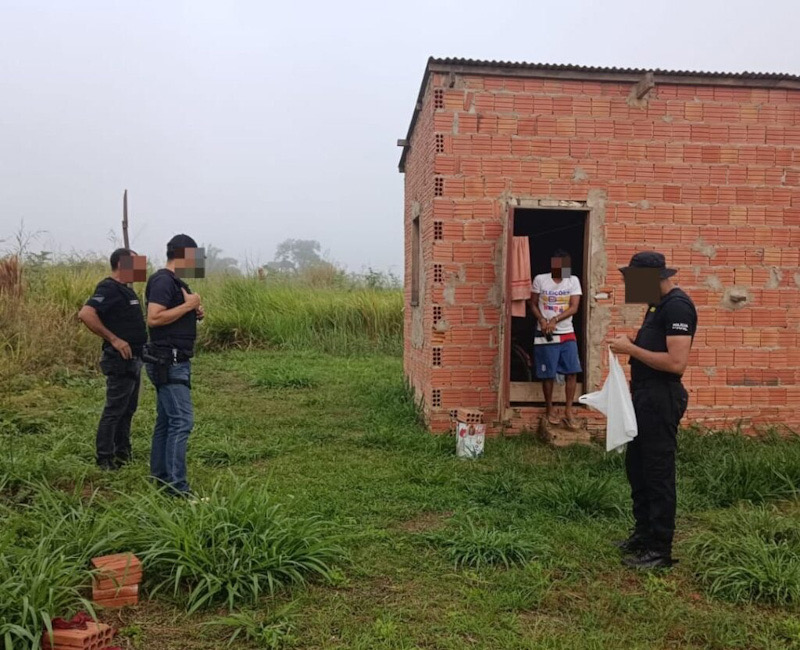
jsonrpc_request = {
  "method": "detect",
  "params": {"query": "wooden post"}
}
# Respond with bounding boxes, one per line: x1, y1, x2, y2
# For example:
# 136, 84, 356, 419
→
122, 190, 130, 249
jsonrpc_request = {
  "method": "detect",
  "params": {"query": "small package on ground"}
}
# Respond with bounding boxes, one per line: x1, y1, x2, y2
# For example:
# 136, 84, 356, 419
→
456, 422, 486, 458
578, 348, 637, 453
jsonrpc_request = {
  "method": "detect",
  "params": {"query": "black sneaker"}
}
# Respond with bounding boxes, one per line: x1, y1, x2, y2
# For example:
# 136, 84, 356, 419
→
613, 535, 648, 554
622, 550, 675, 570
97, 461, 118, 472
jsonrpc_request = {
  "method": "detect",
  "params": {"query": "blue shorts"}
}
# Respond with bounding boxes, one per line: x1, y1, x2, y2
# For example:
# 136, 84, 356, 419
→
533, 339, 582, 379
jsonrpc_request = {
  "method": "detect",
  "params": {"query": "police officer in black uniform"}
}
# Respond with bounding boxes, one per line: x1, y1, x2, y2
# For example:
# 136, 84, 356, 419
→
78, 248, 147, 470
609, 251, 697, 569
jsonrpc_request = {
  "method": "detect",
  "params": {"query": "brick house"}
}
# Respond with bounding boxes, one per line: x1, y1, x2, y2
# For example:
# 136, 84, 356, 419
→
399, 57, 800, 436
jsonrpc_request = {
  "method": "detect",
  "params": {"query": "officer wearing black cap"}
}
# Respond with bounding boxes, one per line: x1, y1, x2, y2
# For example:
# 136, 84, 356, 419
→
609, 251, 697, 569
144, 234, 205, 497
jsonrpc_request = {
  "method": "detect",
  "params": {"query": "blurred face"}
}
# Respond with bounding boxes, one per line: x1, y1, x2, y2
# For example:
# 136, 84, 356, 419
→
623, 267, 662, 304
551, 255, 571, 280
118, 254, 147, 283
173, 247, 206, 279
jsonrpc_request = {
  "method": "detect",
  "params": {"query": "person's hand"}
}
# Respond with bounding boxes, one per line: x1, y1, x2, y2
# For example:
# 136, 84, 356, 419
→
111, 336, 132, 360
196, 305, 205, 321
546, 318, 558, 335
538, 318, 548, 333
609, 334, 635, 355
182, 288, 201, 310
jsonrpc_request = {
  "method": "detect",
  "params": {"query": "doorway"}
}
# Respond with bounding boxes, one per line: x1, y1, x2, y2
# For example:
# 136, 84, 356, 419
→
507, 207, 589, 405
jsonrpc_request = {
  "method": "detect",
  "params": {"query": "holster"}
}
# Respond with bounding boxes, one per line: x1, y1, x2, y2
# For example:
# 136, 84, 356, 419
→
142, 343, 191, 390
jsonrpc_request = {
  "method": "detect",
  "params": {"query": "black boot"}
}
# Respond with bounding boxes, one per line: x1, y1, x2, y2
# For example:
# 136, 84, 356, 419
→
622, 549, 674, 569
612, 534, 648, 555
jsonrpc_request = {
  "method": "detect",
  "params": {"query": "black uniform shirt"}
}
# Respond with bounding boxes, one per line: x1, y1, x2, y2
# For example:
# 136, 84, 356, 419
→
85, 278, 147, 356
630, 288, 697, 385
145, 269, 197, 356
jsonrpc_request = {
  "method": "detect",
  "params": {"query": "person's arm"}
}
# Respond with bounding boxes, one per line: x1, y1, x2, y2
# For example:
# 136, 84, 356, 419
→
613, 335, 693, 375
609, 299, 695, 374
147, 289, 201, 327
528, 292, 547, 331
553, 295, 581, 325
77, 305, 133, 359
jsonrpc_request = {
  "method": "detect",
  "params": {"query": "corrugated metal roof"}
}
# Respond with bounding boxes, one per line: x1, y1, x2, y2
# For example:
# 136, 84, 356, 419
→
428, 57, 800, 82
398, 57, 800, 171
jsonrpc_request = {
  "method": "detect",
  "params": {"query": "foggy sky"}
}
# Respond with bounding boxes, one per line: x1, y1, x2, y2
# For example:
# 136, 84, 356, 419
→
1, 0, 798, 272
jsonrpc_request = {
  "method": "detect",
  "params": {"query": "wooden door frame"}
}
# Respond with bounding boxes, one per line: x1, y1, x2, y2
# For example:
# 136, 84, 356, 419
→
499, 203, 593, 415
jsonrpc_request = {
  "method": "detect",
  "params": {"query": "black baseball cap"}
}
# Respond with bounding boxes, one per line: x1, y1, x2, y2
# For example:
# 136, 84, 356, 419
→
619, 251, 677, 279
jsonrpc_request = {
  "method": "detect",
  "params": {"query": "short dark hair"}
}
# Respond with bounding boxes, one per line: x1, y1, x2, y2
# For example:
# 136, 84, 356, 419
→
552, 248, 570, 260
110, 248, 134, 270
166, 234, 198, 260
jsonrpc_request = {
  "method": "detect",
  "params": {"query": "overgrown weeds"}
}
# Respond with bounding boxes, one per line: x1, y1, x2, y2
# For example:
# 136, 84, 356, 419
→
427, 517, 544, 569
680, 430, 800, 508
528, 473, 625, 519
687, 505, 800, 606
116, 480, 343, 613
205, 606, 297, 648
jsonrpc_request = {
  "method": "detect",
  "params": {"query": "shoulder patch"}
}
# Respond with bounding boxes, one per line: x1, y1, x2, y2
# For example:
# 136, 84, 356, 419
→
671, 322, 690, 332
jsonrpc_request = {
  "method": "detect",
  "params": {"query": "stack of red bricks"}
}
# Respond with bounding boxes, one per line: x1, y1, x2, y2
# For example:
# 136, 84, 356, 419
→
41, 617, 115, 650
91, 553, 142, 608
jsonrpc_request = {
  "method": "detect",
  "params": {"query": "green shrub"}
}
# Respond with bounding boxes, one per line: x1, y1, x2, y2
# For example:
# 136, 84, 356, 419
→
428, 518, 543, 569
688, 505, 800, 605
681, 431, 800, 508
0, 540, 96, 650
528, 474, 625, 519
116, 481, 343, 613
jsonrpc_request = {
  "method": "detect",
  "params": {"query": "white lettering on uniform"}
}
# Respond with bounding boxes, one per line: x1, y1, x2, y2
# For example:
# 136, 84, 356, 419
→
672, 323, 689, 332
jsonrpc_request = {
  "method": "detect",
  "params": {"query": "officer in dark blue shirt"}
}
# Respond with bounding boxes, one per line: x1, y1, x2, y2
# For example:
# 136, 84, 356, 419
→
144, 234, 204, 497
78, 248, 147, 470
610, 251, 697, 569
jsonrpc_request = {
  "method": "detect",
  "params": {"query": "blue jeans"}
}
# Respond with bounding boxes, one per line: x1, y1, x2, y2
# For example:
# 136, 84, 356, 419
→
146, 361, 193, 494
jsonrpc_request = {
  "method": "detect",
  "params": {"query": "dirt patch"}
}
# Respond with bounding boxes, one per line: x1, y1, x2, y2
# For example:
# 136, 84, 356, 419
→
395, 510, 453, 533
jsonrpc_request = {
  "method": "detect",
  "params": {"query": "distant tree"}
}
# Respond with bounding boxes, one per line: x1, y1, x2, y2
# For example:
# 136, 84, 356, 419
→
267, 239, 325, 273
203, 244, 241, 275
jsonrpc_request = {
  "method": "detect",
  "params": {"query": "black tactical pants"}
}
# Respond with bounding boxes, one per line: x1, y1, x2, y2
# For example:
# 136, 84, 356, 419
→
626, 381, 689, 555
96, 352, 142, 467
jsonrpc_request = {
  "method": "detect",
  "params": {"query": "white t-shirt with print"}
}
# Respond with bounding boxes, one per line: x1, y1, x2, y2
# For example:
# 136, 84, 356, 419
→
532, 274, 582, 335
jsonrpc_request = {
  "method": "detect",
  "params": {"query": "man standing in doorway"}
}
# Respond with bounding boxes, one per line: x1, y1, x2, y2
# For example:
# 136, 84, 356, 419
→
529, 248, 583, 430
144, 234, 204, 497
610, 251, 697, 569
78, 249, 147, 470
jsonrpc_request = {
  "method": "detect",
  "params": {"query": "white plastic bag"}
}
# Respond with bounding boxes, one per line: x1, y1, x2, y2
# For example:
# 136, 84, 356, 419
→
578, 348, 638, 453
456, 422, 485, 459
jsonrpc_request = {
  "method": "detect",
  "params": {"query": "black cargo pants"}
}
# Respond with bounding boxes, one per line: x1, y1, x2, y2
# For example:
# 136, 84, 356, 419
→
96, 352, 142, 467
626, 381, 689, 555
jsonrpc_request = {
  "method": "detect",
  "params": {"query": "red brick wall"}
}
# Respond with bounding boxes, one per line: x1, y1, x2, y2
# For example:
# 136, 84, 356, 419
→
404, 70, 800, 435
403, 76, 436, 425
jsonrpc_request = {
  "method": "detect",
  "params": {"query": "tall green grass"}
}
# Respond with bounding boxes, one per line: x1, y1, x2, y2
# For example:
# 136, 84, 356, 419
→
0, 479, 342, 647
0, 260, 403, 384
679, 430, 800, 508
688, 505, 800, 605
198, 277, 402, 355
116, 481, 343, 613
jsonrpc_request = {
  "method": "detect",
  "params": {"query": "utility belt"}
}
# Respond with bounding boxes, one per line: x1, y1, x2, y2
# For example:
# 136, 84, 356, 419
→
142, 343, 192, 389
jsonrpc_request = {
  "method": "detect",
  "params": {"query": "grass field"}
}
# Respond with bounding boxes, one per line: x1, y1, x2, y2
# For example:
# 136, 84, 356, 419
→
4, 348, 800, 649
3, 262, 800, 648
